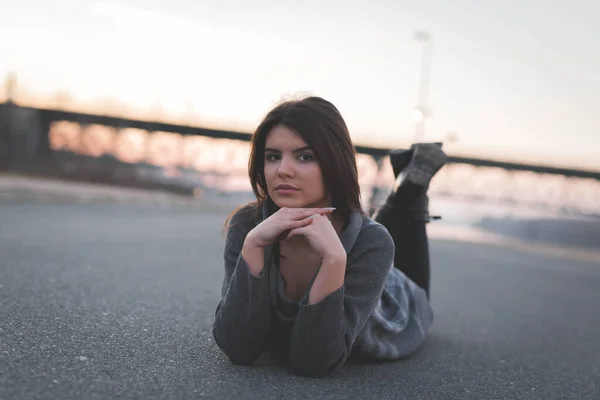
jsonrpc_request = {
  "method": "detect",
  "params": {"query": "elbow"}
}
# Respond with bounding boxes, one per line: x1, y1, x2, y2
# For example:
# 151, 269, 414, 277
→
289, 350, 347, 378
223, 350, 260, 367
290, 360, 343, 378
212, 323, 262, 366
292, 365, 338, 378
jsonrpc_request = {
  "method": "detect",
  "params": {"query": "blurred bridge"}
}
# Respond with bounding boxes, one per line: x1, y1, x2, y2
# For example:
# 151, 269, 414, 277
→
1, 101, 599, 217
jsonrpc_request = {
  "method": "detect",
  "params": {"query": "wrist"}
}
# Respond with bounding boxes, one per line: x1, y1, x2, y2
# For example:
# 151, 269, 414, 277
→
308, 253, 346, 305
242, 235, 266, 277
322, 251, 347, 267
322, 245, 347, 264
245, 230, 267, 249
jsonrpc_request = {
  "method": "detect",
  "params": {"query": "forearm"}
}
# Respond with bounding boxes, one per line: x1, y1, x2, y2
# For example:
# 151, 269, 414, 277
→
240, 234, 266, 277
308, 254, 347, 305
288, 255, 348, 377
288, 224, 396, 377
212, 257, 271, 365
290, 288, 348, 377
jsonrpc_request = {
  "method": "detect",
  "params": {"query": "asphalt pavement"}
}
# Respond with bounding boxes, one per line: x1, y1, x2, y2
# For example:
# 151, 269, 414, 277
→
1, 200, 599, 399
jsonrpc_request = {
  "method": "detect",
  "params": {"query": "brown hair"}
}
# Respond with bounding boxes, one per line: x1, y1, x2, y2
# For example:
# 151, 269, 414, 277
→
224, 96, 364, 230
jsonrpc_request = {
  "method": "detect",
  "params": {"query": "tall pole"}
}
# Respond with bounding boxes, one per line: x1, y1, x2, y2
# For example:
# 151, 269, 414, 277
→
4, 72, 16, 103
414, 30, 433, 143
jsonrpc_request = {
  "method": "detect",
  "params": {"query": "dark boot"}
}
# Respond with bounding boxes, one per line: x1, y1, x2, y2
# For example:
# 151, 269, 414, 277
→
373, 142, 447, 223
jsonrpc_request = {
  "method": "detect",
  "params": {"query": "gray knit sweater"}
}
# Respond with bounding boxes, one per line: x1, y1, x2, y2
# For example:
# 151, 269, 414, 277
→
212, 203, 433, 377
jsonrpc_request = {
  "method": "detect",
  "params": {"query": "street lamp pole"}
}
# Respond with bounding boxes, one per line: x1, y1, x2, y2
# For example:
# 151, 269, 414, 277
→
413, 30, 433, 143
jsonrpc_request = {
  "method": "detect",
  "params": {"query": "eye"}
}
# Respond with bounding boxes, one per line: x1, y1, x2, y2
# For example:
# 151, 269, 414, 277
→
265, 153, 280, 161
298, 153, 315, 162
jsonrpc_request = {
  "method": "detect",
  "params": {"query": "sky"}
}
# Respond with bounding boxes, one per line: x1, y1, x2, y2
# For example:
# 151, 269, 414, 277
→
1, 0, 599, 170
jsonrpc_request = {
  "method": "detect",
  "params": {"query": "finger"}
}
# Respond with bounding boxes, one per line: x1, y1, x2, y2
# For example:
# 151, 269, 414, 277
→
278, 229, 291, 240
310, 216, 335, 231
286, 225, 310, 239
313, 207, 336, 214
279, 216, 313, 236
292, 208, 335, 220
310, 215, 331, 225
294, 207, 335, 215
293, 216, 315, 228
309, 214, 331, 222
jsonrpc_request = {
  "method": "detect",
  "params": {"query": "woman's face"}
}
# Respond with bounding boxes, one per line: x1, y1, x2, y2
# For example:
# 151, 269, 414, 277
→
263, 125, 330, 209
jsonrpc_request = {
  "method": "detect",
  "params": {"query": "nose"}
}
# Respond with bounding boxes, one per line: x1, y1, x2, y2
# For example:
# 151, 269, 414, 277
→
277, 155, 294, 177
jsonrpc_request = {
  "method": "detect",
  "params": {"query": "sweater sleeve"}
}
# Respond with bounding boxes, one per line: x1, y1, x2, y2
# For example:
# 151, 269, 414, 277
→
288, 223, 395, 377
212, 208, 272, 365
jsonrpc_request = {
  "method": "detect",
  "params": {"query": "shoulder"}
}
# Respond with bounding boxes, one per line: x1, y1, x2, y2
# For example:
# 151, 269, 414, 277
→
223, 202, 259, 242
343, 214, 395, 287
357, 214, 395, 251
222, 202, 260, 259
345, 214, 394, 272
226, 202, 259, 227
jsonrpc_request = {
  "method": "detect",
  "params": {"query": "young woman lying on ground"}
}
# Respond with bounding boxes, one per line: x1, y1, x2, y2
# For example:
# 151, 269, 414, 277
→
212, 96, 447, 377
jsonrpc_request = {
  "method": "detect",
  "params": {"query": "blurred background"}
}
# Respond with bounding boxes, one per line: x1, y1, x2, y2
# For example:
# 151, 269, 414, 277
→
1, 0, 599, 250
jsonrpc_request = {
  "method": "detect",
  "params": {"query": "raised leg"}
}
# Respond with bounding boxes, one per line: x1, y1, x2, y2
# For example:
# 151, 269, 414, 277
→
371, 143, 447, 298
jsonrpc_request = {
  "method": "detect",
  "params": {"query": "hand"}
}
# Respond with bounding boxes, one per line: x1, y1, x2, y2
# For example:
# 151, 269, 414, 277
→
285, 214, 346, 261
246, 207, 336, 249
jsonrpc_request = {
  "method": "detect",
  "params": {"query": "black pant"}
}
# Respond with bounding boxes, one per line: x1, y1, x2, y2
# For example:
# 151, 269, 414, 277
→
370, 209, 431, 298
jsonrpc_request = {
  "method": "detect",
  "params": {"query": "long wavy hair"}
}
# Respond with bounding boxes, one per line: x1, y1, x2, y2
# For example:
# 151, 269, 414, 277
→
224, 96, 364, 230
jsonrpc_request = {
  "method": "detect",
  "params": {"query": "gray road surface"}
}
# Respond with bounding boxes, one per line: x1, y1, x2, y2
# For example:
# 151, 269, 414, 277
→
1, 202, 599, 399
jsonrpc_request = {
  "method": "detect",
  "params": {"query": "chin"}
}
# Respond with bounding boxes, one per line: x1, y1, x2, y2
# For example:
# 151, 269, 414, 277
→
271, 196, 328, 210
271, 198, 305, 209
268, 194, 306, 209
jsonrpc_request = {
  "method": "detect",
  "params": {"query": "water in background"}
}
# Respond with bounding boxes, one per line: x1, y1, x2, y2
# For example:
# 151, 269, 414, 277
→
46, 119, 600, 252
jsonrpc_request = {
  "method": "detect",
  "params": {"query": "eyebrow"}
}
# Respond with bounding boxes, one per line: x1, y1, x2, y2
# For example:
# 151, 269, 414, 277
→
264, 146, 312, 153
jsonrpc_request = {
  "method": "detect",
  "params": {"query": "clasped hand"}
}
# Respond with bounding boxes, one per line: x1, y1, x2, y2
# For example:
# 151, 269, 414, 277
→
246, 207, 346, 261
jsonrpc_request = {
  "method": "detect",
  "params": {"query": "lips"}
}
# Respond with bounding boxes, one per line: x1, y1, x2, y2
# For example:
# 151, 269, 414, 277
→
275, 184, 299, 190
